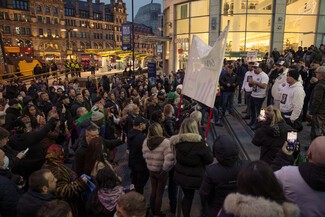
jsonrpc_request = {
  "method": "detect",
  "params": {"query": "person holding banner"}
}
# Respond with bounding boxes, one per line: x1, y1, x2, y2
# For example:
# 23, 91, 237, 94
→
248, 63, 269, 130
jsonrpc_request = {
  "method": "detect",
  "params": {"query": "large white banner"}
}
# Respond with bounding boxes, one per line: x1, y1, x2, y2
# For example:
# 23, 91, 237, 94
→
182, 22, 230, 108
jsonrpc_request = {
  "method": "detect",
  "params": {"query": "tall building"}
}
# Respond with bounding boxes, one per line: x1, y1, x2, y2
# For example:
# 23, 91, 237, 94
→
163, 0, 325, 72
0, 0, 127, 69
135, 2, 161, 35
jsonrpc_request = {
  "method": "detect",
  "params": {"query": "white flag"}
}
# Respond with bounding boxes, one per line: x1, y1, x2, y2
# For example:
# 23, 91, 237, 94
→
182, 22, 230, 108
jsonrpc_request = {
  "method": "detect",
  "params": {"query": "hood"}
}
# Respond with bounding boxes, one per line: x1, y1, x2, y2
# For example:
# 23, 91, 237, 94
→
223, 193, 300, 217
263, 120, 288, 138
128, 129, 144, 140
170, 133, 202, 146
213, 135, 239, 166
98, 186, 124, 212
299, 163, 325, 191
147, 136, 165, 151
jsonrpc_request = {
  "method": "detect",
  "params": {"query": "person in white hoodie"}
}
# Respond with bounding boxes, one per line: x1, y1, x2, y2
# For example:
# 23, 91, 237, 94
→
279, 69, 305, 131
271, 61, 289, 109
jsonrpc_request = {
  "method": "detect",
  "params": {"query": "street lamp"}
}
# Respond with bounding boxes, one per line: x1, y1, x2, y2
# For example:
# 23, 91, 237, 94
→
61, 28, 78, 62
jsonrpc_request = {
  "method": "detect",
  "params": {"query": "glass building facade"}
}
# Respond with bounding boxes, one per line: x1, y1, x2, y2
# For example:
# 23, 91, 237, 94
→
163, 0, 325, 72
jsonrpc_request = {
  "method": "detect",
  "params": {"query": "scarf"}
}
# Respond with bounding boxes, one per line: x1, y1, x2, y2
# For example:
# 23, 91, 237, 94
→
97, 186, 125, 212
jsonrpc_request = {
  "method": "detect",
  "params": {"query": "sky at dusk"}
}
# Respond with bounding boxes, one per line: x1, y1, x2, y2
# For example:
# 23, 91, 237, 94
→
104, 0, 163, 21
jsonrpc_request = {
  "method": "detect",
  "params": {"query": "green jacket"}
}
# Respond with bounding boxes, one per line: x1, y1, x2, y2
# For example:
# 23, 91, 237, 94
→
310, 79, 325, 115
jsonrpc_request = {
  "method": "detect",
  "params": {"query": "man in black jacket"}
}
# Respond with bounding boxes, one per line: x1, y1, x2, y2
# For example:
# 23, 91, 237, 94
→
220, 65, 238, 116
17, 169, 57, 217
127, 116, 148, 194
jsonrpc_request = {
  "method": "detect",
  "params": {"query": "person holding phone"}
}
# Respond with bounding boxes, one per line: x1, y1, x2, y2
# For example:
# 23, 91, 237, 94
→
274, 136, 325, 217
252, 105, 290, 165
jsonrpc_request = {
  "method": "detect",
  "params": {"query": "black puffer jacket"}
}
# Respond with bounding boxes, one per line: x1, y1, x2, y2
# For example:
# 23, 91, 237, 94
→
0, 175, 21, 217
127, 129, 147, 172
252, 120, 289, 165
170, 133, 213, 189
163, 116, 177, 138
199, 135, 249, 217
5, 107, 21, 131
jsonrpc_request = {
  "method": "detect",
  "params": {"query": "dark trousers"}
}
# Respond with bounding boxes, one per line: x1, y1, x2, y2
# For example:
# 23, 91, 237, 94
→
149, 171, 168, 215
245, 91, 252, 114
237, 83, 243, 104
168, 167, 178, 214
131, 169, 149, 194
267, 86, 274, 106
250, 96, 265, 124
181, 187, 195, 217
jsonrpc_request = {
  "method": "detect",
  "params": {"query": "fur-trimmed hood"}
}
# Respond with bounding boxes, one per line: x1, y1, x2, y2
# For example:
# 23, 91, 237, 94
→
170, 133, 202, 146
223, 193, 300, 217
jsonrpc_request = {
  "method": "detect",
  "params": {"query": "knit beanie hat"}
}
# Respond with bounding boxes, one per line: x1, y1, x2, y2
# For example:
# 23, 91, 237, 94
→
91, 111, 104, 121
288, 69, 300, 81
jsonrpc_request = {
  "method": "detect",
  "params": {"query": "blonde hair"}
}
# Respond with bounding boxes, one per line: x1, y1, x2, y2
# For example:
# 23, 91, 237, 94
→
265, 105, 283, 126
147, 122, 163, 138
190, 111, 202, 123
179, 118, 199, 134
163, 104, 174, 117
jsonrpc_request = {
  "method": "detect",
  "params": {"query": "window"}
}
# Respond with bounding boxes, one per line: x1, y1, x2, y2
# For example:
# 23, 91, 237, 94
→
53, 18, 59, 25
46, 17, 50, 24
13, 0, 28, 10
26, 28, 31, 35
0, 12, 9, 20
4, 26, 10, 34
37, 16, 42, 23
94, 13, 102, 20
36, 4, 41, 12
45, 6, 50, 13
47, 29, 51, 36
79, 10, 89, 18
180, 5, 188, 19
65, 8, 75, 16
39, 28, 43, 36
53, 7, 58, 14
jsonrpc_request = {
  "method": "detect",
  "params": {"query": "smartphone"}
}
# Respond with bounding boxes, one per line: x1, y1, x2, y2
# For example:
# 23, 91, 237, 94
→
259, 109, 266, 121
287, 130, 297, 151
23, 148, 29, 155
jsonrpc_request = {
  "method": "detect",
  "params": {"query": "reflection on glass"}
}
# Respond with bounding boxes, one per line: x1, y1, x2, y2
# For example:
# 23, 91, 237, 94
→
191, 17, 209, 33
222, 0, 273, 15
176, 19, 189, 34
191, 0, 209, 17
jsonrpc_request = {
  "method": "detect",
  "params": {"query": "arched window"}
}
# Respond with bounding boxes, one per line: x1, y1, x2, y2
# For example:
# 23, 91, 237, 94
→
17, 39, 24, 47
25, 40, 32, 47
36, 5, 42, 12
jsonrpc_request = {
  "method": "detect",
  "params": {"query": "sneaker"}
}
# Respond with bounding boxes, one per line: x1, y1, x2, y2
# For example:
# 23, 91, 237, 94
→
242, 115, 250, 119
242, 110, 247, 114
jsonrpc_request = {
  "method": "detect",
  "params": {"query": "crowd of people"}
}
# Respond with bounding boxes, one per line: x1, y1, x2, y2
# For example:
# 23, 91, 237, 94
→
0, 44, 324, 217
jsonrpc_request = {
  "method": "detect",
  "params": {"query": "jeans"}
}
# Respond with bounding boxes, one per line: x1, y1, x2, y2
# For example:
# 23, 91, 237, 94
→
250, 96, 265, 124
181, 188, 195, 217
149, 171, 168, 215
222, 91, 234, 114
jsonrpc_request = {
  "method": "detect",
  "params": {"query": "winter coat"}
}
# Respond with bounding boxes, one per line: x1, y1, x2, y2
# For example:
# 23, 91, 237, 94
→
218, 193, 300, 217
219, 73, 238, 92
200, 135, 249, 217
163, 116, 177, 137
142, 136, 175, 172
16, 190, 55, 217
127, 129, 147, 172
310, 80, 325, 115
252, 120, 289, 165
0, 175, 21, 217
43, 160, 88, 217
170, 133, 213, 189
275, 163, 325, 217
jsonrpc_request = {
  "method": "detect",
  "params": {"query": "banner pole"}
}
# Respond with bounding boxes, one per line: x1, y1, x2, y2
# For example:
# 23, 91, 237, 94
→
205, 108, 213, 139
